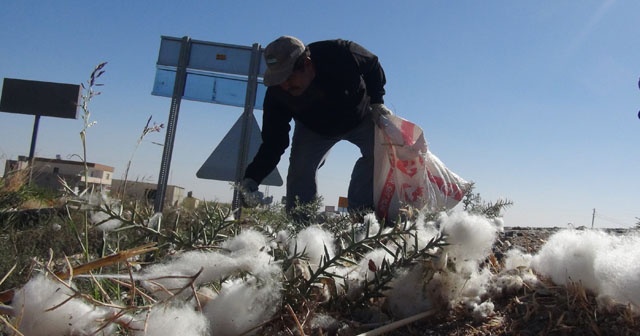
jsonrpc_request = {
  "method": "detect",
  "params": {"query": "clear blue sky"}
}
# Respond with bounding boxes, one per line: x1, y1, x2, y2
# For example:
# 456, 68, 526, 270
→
1, 1, 638, 228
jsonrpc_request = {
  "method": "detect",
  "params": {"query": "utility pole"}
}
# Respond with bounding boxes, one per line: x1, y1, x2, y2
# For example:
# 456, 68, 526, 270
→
591, 208, 596, 229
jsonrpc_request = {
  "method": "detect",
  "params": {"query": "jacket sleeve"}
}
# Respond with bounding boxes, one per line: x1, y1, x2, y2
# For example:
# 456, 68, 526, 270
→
243, 90, 292, 184
348, 41, 387, 104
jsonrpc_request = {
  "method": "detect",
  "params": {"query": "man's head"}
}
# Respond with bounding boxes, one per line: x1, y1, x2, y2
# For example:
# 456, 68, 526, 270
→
263, 36, 314, 96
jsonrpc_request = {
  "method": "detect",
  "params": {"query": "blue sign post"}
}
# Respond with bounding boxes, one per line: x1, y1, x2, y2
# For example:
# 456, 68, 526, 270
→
151, 36, 281, 213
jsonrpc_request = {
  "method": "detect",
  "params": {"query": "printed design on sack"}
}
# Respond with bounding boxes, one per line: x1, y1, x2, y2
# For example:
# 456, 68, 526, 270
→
427, 170, 465, 201
400, 183, 425, 203
377, 147, 397, 218
396, 156, 424, 178
374, 114, 470, 221
400, 120, 416, 146
378, 167, 395, 218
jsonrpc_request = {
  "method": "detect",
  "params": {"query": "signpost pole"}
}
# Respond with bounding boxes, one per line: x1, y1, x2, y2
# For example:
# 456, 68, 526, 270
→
154, 36, 191, 213
28, 115, 40, 159
232, 43, 261, 217
27, 114, 41, 184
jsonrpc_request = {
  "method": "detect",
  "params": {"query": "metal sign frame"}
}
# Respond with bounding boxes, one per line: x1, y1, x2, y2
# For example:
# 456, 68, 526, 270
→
152, 36, 270, 215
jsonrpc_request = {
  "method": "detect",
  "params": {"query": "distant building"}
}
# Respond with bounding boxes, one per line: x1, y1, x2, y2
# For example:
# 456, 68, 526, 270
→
324, 205, 336, 213
3, 156, 114, 193
111, 179, 185, 209
3, 156, 186, 210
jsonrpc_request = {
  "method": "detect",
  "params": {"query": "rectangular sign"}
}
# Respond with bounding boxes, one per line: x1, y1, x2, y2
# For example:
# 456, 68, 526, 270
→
152, 67, 267, 108
157, 36, 268, 76
0, 78, 80, 119
152, 36, 268, 109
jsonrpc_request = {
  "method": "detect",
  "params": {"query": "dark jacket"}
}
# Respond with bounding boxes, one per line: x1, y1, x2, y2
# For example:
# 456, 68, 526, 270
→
244, 39, 386, 184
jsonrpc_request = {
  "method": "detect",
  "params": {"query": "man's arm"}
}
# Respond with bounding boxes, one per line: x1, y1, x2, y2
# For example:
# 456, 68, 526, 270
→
348, 41, 387, 104
244, 90, 292, 184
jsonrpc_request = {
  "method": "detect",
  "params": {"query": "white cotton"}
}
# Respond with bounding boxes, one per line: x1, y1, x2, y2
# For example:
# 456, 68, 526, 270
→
140, 230, 277, 300
503, 248, 533, 270
309, 313, 340, 332
593, 232, 640, 310
531, 229, 614, 293
145, 212, 163, 230
11, 275, 116, 335
327, 265, 361, 297
141, 248, 278, 300
472, 301, 495, 321
422, 260, 492, 310
491, 217, 505, 233
530, 229, 640, 311
129, 303, 209, 336
221, 229, 270, 254
357, 248, 394, 280
439, 212, 499, 273
141, 251, 241, 299
492, 272, 524, 295
92, 210, 123, 231
354, 214, 382, 242
202, 276, 282, 336
290, 225, 335, 269
407, 221, 441, 252
275, 229, 290, 246
384, 264, 433, 318
458, 267, 492, 302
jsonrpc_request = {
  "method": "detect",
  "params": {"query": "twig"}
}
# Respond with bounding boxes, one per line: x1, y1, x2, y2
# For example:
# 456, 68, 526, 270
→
55, 243, 157, 280
0, 314, 23, 335
356, 309, 436, 336
111, 278, 156, 303
0, 264, 16, 287
286, 303, 305, 336
0, 304, 15, 316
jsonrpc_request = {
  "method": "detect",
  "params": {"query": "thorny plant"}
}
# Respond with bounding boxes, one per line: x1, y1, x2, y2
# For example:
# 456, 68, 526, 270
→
462, 182, 513, 218
280, 218, 448, 316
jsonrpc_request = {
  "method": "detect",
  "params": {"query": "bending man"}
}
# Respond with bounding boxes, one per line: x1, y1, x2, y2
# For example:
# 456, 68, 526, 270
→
242, 36, 392, 217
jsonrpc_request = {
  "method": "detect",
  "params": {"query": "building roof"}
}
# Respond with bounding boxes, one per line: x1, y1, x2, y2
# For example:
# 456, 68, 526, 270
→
17, 155, 115, 172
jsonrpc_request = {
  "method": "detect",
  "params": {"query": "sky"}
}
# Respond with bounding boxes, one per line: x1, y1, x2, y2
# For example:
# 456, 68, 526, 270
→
1, 1, 638, 228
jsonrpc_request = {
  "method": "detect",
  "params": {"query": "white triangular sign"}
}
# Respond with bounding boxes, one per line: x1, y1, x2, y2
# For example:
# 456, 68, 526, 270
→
196, 113, 283, 186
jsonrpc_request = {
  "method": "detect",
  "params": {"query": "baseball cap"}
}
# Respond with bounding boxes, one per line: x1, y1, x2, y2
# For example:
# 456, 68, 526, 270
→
263, 36, 305, 86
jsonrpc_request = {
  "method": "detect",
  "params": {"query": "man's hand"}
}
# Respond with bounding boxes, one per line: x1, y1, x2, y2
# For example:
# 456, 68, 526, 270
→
240, 178, 263, 208
371, 104, 393, 125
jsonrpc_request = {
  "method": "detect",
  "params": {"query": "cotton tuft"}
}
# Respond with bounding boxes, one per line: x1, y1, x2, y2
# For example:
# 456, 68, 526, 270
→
128, 303, 209, 336
531, 229, 613, 292
202, 276, 282, 336
531, 229, 640, 311
440, 211, 499, 273
290, 225, 335, 269
11, 275, 116, 335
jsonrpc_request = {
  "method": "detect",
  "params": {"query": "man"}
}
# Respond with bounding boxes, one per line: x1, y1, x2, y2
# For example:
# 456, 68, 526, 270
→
242, 36, 392, 217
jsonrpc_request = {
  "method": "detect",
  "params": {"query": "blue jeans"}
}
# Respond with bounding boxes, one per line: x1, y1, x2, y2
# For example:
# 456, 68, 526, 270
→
286, 117, 375, 213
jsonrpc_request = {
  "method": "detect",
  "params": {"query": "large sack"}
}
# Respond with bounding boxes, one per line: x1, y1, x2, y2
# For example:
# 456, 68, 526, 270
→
374, 115, 470, 221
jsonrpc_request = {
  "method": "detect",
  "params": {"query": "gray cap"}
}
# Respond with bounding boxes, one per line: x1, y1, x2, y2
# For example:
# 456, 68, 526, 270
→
263, 36, 305, 86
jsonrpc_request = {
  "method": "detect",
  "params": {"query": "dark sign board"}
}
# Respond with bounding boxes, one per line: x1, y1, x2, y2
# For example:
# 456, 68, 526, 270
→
0, 78, 81, 119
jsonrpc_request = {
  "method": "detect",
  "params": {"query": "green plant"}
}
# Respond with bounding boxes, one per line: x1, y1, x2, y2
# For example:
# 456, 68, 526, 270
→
462, 182, 513, 218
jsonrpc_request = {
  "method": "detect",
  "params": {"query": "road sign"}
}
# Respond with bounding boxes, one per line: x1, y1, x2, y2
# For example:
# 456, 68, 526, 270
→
196, 112, 283, 186
151, 36, 279, 213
